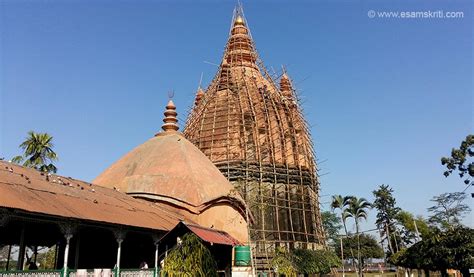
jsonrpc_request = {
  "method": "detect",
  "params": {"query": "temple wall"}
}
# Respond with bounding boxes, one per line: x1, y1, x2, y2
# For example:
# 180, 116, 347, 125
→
196, 204, 249, 244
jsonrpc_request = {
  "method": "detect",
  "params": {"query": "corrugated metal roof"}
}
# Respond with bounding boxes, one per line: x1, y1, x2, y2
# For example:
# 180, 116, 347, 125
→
0, 161, 188, 231
186, 223, 242, 246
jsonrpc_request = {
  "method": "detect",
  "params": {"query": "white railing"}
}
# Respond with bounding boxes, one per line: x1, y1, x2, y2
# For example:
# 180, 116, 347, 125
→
69, 269, 113, 277
0, 269, 156, 277
119, 269, 155, 277
0, 271, 61, 277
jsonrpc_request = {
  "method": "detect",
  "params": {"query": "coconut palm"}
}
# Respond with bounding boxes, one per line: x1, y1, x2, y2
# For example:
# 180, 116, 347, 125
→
12, 131, 58, 173
345, 197, 372, 277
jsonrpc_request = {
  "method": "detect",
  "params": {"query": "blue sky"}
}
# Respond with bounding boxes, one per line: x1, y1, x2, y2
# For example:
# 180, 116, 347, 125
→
1, 0, 472, 231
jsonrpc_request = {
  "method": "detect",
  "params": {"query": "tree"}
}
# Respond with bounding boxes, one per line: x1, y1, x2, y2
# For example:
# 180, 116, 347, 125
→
35, 247, 56, 269
321, 211, 342, 246
161, 233, 217, 277
331, 195, 354, 237
428, 192, 470, 229
331, 195, 356, 267
395, 210, 431, 245
392, 226, 474, 277
335, 234, 384, 270
345, 197, 372, 277
292, 249, 341, 275
441, 134, 473, 186
271, 247, 297, 277
372, 185, 401, 254
12, 131, 58, 173
271, 247, 340, 276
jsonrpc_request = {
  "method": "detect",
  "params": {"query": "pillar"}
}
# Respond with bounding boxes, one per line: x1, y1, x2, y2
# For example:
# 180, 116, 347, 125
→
34, 245, 38, 263
5, 244, 11, 270
152, 234, 160, 277
0, 211, 11, 270
113, 229, 126, 277
17, 224, 25, 270
63, 233, 73, 276
74, 233, 81, 269
59, 222, 76, 276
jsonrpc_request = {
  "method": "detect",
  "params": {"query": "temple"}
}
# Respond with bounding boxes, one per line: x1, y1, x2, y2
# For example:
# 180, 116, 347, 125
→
0, 6, 327, 276
184, 6, 325, 271
0, 101, 251, 276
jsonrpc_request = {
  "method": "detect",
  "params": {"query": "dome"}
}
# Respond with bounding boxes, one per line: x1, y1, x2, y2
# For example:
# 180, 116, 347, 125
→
93, 100, 246, 216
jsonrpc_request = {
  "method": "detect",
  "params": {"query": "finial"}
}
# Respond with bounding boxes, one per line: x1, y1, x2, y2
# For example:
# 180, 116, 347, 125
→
235, 15, 245, 25
160, 100, 179, 133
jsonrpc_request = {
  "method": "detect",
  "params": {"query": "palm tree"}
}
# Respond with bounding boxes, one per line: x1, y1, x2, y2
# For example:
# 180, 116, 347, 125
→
12, 131, 58, 173
331, 195, 356, 270
331, 195, 353, 236
345, 197, 372, 277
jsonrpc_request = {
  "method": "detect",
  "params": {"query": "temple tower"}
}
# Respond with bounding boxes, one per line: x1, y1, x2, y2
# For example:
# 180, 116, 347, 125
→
184, 7, 325, 271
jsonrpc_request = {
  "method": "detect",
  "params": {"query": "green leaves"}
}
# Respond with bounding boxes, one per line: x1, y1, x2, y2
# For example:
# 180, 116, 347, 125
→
321, 211, 342, 245
271, 247, 340, 276
392, 226, 474, 272
428, 192, 470, 229
12, 131, 58, 173
335, 234, 384, 266
292, 249, 341, 275
161, 233, 218, 277
345, 197, 372, 223
372, 184, 402, 253
441, 134, 473, 186
271, 247, 297, 277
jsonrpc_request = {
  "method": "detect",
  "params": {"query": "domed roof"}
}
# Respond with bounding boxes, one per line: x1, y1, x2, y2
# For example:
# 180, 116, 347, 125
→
94, 100, 246, 215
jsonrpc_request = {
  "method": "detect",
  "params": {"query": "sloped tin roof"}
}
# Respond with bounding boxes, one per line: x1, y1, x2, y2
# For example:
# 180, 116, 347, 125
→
0, 161, 186, 231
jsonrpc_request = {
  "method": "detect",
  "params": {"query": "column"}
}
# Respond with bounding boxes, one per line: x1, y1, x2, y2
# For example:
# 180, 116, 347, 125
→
63, 233, 73, 276
0, 212, 11, 270
74, 233, 81, 269
17, 224, 25, 270
59, 222, 76, 276
152, 234, 160, 277
113, 229, 126, 277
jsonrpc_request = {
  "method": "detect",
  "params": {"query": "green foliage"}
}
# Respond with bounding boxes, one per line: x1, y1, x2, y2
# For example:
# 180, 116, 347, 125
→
428, 192, 470, 229
395, 210, 431, 245
345, 197, 372, 276
441, 134, 473, 186
344, 197, 371, 225
161, 233, 217, 277
12, 131, 58, 173
335, 234, 384, 267
392, 226, 474, 273
292, 249, 340, 275
331, 195, 354, 236
37, 247, 56, 269
331, 195, 358, 274
321, 211, 342, 245
271, 247, 297, 277
271, 247, 340, 276
373, 185, 402, 252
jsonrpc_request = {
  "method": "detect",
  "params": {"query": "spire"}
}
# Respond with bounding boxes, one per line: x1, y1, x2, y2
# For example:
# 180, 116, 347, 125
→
280, 72, 294, 98
160, 100, 179, 133
224, 6, 257, 67
194, 88, 204, 106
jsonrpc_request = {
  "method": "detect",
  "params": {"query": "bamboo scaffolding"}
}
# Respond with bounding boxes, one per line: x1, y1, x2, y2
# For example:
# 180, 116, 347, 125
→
183, 6, 325, 272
